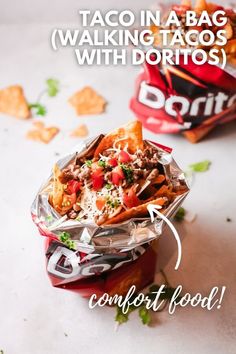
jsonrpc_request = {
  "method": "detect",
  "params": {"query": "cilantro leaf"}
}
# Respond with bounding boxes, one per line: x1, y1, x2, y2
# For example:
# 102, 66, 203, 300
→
138, 306, 151, 325
115, 304, 136, 325
120, 163, 133, 184
59, 231, 71, 242
189, 160, 211, 173
114, 282, 181, 326
29, 103, 47, 116
115, 307, 130, 325
174, 207, 185, 222
107, 198, 120, 208
98, 160, 106, 168
46, 78, 60, 97
85, 160, 92, 167
58, 231, 76, 250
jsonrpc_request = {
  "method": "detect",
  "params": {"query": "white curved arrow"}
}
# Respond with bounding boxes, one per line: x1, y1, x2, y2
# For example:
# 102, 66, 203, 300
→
147, 204, 182, 270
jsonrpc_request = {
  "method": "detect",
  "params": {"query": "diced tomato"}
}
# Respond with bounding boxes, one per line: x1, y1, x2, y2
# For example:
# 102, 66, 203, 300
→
91, 166, 103, 174
108, 157, 118, 167
96, 197, 106, 211
79, 251, 87, 261
123, 188, 140, 209
91, 167, 104, 191
67, 180, 81, 194
112, 166, 125, 186
172, 4, 190, 14
92, 174, 104, 190
119, 150, 131, 163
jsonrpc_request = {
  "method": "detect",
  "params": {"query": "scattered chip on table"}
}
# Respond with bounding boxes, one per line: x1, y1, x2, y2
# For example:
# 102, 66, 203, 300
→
70, 124, 89, 137
0, 85, 30, 119
26, 121, 59, 144
68, 86, 106, 115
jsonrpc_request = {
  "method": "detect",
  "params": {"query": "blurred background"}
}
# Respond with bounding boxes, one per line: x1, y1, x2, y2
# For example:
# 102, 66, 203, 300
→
0, 0, 171, 23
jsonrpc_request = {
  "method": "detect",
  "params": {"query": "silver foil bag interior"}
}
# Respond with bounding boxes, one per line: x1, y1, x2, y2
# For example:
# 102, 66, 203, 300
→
31, 135, 189, 279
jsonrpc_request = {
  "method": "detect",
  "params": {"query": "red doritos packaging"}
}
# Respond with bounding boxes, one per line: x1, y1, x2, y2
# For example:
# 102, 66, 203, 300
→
130, 58, 236, 143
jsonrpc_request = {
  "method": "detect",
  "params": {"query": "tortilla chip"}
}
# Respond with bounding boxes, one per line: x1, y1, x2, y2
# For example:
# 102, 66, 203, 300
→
183, 125, 215, 143
154, 185, 176, 200
213, 39, 236, 57
194, 0, 207, 12
207, 2, 221, 13
150, 25, 163, 47
94, 121, 143, 156
139, 184, 158, 200
228, 55, 236, 67
224, 23, 233, 40
102, 197, 167, 225
70, 124, 89, 138
49, 164, 77, 215
69, 86, 106, 115
26, 121, 59, 144
153, 174, 166, 184
50, 164, 65, 210
0, 85, 30, 119
181, 0, 191, 7
224, 39, 236, 55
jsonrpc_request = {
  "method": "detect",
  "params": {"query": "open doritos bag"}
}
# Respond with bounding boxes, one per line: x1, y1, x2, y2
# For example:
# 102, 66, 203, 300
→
130, 0, 236, 143
31, 122, 189, 297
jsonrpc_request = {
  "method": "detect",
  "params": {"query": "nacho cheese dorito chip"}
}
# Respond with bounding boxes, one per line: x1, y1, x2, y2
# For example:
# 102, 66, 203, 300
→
49, 121, 187, 225
70, 124, 89, 138
69, 86, 106, 115
26, 121, 59, 144
94, 121, 143, 156
0, 85, 30, 119
183, 124, 215, 143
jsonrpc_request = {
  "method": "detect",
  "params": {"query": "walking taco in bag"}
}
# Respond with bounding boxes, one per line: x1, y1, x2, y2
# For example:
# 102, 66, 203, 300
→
130, 0, 236, 142
31, 121, 189, 297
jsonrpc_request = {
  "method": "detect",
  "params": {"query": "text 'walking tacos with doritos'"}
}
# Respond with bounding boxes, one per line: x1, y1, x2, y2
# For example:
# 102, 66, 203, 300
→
130, 0, 236, 143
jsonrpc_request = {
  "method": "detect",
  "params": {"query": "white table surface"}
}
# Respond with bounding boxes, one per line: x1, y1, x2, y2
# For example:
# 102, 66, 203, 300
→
0, 11, 236, 354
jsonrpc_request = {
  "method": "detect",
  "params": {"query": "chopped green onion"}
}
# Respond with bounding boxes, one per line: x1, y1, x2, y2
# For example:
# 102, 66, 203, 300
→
58, 231, 76, 250
138, 307, 151, 325
85, 160, 92, 167
120, 163, 133, 184
98, 160, 106, 168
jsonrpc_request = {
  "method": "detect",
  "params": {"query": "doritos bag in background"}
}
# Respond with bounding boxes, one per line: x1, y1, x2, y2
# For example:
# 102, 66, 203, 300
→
130, 58, 236, 143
